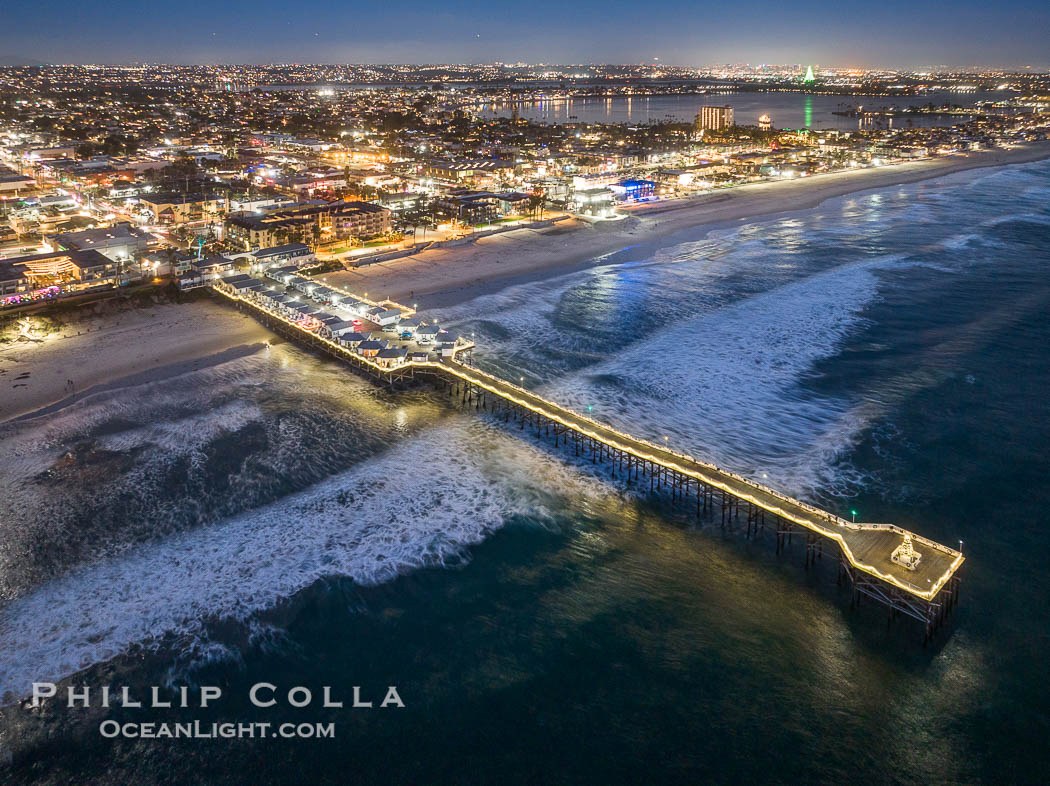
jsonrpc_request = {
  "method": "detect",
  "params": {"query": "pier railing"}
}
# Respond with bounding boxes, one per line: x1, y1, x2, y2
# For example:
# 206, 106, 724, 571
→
212, 283, 964, 608
429, 359, 964, 600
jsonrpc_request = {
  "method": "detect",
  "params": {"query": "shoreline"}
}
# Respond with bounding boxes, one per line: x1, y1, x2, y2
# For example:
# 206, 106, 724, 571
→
2, 141, 1046, 424
0, 299, 272, 424
323, 141, 1050, 310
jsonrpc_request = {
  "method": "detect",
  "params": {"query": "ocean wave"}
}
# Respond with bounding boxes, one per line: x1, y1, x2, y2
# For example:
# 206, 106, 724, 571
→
0, 418, 610, 704
0, 345, 416, 605
542, 257, 895, 496
980, 212, 1050, 228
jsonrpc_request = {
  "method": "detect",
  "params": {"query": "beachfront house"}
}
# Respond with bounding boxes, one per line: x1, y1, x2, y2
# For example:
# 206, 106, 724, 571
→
397, 317, 421, 337
341, 300, 371, 318
251, 243, 314, 271
325, 320, 358, 337
368, 307, 402, 327
287, 276, 315, 294
225, 276, 265, 293
339, 332, 367, 348
376, 347, 408, 368
417, 324, 443, 344
267, 265, 299, 284
356, 339, 387, 358
311, 286, 337, 303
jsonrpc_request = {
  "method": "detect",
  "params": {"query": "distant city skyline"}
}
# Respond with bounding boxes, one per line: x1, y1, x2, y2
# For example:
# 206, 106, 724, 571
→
2, 0, 1048, 70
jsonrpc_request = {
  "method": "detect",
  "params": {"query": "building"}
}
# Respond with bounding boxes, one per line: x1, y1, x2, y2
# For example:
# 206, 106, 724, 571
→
495, 192, 532, 216
22, 145, 77, 162
434, 191, 498, 224
612, 180, 656, 201
424, 159, 515, 184
695, 105, 735, 132
376, 347, 408, 368
378, 192, 426, 214
177, 255, 236, 290
225, 201, 391, 249
139, 193, 228, 225
0, 248, 120, 297
0, 166, 35, 193
368, 306, 402, 327
572, 187, 616, 216
758, 114, 773, 131
250, 243, 315, 270
228, 194, 296, 213
50, 222, 152, 264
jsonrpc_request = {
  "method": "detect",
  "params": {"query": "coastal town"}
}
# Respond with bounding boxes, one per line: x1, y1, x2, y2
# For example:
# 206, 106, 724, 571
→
1, 0, 1050, 771
1, 63, 1048, 319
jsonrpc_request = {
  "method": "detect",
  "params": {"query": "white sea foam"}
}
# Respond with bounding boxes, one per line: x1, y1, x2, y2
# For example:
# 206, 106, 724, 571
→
0, 418, 610, 704
436, 162, 1050, 499
93, 399, 265, 456
543, 257, 894, 494
980, 211, 1050, 228
429, 225, 889, 497
0, 352, 273, 454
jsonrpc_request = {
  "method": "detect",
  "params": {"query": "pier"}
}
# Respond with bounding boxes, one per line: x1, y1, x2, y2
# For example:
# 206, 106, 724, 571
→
213, 282, 964, 643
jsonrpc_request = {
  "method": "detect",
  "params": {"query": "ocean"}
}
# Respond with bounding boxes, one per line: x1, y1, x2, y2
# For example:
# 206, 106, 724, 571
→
1, 159, 1049, 783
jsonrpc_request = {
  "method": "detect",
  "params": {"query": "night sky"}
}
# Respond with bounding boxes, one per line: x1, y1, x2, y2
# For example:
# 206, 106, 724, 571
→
1, 0, 1047, 68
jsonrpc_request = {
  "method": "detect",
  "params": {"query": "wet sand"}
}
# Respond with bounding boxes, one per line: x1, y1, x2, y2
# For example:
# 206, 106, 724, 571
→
323, 141, 1050, 309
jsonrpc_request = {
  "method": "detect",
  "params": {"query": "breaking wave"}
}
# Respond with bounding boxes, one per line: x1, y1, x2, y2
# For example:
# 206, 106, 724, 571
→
0, 418, 610, 704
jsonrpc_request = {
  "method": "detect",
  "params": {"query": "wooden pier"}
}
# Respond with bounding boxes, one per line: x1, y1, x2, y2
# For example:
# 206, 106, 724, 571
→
215, 285, 964, 642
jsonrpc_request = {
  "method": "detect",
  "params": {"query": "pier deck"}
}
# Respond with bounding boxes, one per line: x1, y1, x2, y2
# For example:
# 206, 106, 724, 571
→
213, 282, 964, 639
435, 357, 963, 602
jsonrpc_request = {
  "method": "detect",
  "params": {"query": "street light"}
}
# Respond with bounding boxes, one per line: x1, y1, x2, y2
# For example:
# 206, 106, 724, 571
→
851, 509, 857, 524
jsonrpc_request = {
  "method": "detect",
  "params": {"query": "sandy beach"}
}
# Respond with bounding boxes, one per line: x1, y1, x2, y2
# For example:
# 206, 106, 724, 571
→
324, 141, 1050, 308
0, 298, 271, 423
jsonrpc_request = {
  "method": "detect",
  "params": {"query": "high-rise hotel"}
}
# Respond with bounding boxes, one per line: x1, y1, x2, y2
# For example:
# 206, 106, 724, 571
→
694, 105, 735, 131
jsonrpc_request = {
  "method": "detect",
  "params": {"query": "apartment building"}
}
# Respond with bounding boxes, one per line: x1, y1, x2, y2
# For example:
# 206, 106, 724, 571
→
225, 200, 391, 249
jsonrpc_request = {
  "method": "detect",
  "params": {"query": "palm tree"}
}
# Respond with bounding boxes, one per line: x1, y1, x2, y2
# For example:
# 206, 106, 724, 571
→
527, 193, 547, 220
